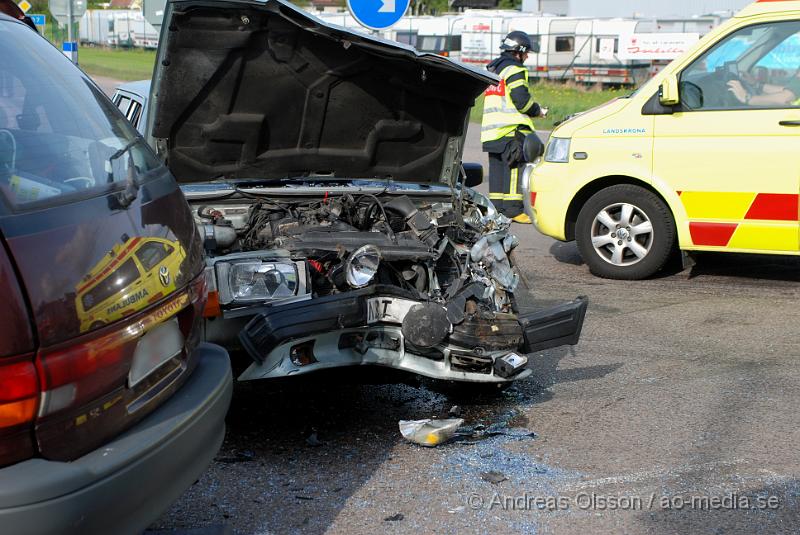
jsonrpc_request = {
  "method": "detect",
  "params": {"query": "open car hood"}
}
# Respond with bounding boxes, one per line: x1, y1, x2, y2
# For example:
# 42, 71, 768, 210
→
147, 0, 496, 185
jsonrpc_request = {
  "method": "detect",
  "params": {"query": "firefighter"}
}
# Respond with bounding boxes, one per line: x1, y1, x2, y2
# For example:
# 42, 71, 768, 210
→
481, 31, 546, 224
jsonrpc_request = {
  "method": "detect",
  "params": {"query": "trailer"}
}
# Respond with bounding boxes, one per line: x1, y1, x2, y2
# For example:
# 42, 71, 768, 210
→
79, 10, 121, 46
388, 15, 466, 60
459, 10, 520, 66
655, 14, 731, 36
507, 16, 583, 80
569, 18, 658, 85
106, 11, 160, 49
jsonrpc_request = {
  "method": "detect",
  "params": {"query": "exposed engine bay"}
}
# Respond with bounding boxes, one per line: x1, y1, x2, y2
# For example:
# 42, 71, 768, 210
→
199, 190, 518, 312
189, 183, 587, 384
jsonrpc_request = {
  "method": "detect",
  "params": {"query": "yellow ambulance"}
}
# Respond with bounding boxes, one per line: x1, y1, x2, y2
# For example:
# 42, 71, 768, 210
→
523, 0, 800, 279
76, 237, 186, 332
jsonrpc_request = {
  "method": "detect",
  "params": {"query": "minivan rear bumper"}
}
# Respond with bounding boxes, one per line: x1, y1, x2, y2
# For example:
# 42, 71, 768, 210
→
0, 342, 233, 535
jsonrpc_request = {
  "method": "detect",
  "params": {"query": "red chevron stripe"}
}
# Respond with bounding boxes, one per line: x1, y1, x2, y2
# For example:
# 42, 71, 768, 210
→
744, 193, 799, 221
689, 222, 738, 247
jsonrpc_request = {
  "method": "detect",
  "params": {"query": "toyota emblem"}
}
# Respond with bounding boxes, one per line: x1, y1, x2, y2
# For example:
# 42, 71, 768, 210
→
159, 266, 171, 287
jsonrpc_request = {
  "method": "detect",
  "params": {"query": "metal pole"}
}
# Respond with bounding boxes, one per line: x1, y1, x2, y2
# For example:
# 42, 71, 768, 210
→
67, 0, 73, 43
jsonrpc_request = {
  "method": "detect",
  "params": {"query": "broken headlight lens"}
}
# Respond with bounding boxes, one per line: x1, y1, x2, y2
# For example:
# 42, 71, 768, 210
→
345, 245, 381, 288
229, 261, 298, 302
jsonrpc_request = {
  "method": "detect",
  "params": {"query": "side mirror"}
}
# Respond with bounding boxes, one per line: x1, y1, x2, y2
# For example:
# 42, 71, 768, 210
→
659, 74, 680, 106
523, 133, 544, 162
679, 81, 703, 110
462, 163, 483, 188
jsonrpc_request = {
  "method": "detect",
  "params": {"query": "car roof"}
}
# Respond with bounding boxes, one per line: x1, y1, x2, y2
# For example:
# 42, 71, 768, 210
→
738, 0, 800, 18
115, 80, 151, 98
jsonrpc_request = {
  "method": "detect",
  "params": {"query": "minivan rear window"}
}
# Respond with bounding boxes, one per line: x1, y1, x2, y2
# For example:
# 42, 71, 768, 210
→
0, 22, 162, 211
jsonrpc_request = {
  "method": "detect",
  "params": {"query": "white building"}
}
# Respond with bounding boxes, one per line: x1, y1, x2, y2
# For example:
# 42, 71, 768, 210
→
530, 0, 751, 18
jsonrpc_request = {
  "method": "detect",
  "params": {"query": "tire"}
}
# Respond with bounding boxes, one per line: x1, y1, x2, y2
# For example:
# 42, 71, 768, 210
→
575, 184, 676, 280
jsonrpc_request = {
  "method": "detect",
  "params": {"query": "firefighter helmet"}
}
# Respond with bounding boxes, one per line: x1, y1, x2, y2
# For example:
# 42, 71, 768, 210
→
500, 31, 533, 53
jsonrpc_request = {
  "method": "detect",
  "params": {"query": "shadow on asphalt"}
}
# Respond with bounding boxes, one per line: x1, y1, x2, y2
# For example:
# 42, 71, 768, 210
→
685, 252, 800, 283
548, 241, 800, 284
549, 241, 584, 266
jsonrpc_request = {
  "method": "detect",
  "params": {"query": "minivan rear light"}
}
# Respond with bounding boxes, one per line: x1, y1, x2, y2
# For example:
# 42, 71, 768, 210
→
36, 289, 196, 418
34, 275, 207, 461
0, 360, 38, 427
37, 328, 135, 416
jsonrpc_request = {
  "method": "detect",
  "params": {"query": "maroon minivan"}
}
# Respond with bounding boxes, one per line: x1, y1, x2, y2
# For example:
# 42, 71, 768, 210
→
0, 13, 232, 534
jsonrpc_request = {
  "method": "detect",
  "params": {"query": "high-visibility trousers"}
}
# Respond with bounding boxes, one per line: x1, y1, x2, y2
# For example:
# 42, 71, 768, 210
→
488, 152, 524, 217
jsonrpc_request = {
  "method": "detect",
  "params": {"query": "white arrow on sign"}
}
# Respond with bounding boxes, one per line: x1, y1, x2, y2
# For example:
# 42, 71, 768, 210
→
378, 0, 395, 13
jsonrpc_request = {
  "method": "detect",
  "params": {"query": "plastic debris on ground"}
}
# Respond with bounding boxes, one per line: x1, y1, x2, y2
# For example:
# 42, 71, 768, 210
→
399, 419, 464, 447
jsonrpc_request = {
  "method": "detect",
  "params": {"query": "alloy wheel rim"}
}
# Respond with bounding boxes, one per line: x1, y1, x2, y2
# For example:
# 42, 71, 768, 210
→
590, 202, 654, 266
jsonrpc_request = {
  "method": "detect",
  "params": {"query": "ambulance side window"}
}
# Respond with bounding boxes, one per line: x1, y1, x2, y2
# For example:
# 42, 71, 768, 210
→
680, 20, 800, 111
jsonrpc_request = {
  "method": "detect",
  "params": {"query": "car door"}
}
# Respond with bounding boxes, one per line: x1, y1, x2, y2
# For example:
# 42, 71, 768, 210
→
653, 19, 800, 253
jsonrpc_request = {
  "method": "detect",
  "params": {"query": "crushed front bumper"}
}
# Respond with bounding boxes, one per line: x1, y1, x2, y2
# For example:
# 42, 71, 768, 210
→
238, 286, 587, 384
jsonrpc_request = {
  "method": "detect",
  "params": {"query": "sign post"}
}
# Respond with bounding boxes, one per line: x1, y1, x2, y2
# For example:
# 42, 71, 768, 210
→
49, 0, 87, 63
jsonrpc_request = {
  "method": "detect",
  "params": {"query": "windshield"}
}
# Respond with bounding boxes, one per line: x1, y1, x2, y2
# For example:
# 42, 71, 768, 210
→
80, 256, 140, 312
0, 21, 161, 210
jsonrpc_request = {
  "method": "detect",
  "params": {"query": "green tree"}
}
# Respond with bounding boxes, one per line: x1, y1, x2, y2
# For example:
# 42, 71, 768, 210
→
410, 0, 450, 15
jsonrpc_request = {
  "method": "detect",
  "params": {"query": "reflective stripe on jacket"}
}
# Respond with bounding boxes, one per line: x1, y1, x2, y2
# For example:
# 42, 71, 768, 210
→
481, 64, 536, 143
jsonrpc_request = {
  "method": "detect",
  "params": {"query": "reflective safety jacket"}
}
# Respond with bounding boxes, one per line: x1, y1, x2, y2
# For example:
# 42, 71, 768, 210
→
481, 53, 540, 144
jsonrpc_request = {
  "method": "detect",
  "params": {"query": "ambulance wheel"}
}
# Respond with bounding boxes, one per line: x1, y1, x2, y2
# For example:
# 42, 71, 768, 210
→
576, 184, 675, 280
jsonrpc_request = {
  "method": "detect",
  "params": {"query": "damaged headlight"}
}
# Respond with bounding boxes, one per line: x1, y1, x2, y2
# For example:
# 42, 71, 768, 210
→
345, 245, 381, 288
216, 260, 300, 304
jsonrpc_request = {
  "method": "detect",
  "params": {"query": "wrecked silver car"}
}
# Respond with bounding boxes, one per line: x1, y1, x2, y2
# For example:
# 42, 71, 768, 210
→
144, 0, 588, 385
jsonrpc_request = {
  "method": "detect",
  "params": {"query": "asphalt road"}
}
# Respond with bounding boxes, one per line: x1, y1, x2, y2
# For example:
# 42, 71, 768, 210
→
92, 75, 800, 534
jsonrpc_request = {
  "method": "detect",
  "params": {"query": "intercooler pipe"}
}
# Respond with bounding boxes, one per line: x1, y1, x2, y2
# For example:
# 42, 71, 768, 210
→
198, 223, 238, 251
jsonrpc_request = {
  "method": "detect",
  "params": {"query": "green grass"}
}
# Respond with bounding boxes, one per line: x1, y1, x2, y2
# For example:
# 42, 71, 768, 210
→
470, 81, 630, 131
77, 47, 157, 81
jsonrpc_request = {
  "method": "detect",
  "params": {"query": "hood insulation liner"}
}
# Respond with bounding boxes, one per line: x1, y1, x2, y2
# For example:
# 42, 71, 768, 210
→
151, 0, 494, 184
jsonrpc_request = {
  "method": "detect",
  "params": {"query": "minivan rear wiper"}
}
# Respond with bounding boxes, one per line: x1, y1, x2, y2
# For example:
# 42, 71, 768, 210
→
107, 139, 141, 208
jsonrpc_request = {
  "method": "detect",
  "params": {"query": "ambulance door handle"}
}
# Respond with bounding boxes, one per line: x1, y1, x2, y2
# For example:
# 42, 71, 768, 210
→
778, 120, 800, 127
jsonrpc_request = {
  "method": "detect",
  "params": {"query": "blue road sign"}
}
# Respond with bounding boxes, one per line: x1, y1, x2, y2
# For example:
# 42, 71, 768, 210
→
347, 0, 408, 31
28, 13, 46, 26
